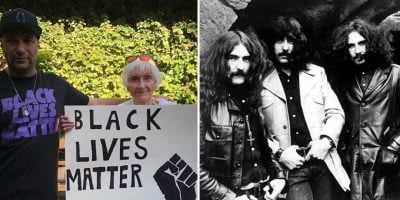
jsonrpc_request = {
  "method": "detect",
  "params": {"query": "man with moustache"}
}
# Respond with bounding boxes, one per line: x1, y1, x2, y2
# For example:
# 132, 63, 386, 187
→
331, 19, 400, 200
200, 30, 286, 200
261, 16, 349, 200
0, 8, 121, 200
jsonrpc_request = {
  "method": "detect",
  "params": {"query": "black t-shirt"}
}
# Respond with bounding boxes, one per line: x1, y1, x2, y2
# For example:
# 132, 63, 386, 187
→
0, 70, 89, 200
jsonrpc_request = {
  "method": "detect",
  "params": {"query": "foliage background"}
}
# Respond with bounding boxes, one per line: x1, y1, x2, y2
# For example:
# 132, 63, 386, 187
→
0, 1, 197, 104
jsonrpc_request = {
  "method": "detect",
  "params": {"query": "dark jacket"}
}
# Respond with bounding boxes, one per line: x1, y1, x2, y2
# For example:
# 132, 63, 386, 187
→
200, 99, 284, 200
339, 64, 400, 200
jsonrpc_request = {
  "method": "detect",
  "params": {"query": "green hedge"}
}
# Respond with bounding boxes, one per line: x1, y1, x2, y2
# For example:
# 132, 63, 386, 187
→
0, 0, 196, 26
1, 17, 197, 104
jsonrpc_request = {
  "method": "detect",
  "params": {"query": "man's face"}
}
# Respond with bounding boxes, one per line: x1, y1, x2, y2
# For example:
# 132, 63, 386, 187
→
1, 30, 39, 74
273, 37, 294, 64
227, 43, 250, 85
347, 31, 366, 65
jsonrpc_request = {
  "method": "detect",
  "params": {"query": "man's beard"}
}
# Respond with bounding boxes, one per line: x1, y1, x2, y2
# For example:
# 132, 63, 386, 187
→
227, 76, 252, 99
351, 53, 366, 65
348, 53, 374, 73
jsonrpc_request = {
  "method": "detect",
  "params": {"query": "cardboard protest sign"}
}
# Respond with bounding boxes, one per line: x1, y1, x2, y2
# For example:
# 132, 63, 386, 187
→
64, 105, 198, 200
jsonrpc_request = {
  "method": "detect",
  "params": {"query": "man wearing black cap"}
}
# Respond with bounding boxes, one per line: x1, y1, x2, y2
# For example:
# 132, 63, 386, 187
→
0, 8, 118, 200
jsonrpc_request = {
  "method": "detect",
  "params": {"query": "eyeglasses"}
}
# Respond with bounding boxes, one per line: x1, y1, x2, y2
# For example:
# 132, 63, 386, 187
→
126, 54, 151, 63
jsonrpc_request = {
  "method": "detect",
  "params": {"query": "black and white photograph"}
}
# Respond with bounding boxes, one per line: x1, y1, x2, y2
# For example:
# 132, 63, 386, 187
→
200, 1, 400, 200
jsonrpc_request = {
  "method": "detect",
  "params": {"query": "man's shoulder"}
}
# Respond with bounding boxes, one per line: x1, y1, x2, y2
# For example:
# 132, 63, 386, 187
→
0, 69, 6, 77
39, 71, 68, 83
0, 70, 65, 83
0, 70, 10, 84
390, 64, 400, 80
391, 63, 400, 69
40, 71, 61, 78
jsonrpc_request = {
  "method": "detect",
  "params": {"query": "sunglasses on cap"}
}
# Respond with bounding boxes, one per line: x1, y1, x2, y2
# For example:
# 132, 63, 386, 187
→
126, 55, 152, 63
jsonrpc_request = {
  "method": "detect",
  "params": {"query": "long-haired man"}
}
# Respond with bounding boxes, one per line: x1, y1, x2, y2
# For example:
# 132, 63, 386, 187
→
200, 30, 286, 200
261, 16, 349, 200
331, 19, 400, 200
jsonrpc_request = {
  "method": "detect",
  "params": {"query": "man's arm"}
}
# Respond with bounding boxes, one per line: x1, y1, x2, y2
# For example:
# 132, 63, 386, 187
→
263, 105, 305, 170
386, 65, 400, 152
262, 130, 286, 199
200, 167, 237, 200
266, 126, 305, 170
320, 68, 345, 146
58, 98, 130, 132
305, 68, 344, 161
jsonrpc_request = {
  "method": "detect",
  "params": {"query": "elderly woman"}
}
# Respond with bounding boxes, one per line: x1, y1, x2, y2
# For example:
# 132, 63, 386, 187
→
120, 55, 176, 105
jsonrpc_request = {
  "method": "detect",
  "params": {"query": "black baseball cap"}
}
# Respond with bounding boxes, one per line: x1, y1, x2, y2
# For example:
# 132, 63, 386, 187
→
0, 8, 42, 38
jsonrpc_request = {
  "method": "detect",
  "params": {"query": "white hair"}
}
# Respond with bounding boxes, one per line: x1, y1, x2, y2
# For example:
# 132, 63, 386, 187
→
121, 59, 161, 88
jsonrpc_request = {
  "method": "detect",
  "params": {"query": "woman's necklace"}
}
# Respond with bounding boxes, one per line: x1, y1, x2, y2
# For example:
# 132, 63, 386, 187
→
6, 71, 38, 117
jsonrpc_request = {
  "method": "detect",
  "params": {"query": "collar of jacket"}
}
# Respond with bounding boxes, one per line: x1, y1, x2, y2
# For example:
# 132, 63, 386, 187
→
351, 66, 391, 98
262, 63, 319, 101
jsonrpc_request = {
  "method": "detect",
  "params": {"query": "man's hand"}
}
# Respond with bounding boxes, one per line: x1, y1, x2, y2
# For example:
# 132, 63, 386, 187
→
279, 145, 305, 170
263, 179, 286, 200
235, 194, 257, 200
305, 138, 331, 161
58, 115, 74, 133
268, 137, 280, 153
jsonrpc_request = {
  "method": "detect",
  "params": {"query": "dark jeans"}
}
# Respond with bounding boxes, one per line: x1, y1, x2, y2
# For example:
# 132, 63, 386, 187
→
286, 159, 344, 200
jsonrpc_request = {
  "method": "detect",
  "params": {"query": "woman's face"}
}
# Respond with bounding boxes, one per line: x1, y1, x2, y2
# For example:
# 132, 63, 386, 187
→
127, 68, 157, 104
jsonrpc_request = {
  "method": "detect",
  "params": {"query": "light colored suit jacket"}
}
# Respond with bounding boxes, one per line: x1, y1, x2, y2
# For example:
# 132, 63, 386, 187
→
261, 63, 350, 191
